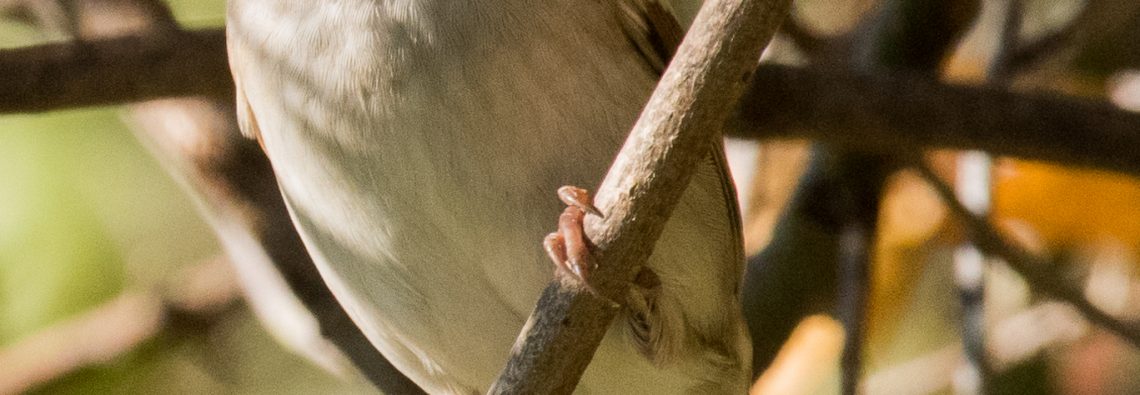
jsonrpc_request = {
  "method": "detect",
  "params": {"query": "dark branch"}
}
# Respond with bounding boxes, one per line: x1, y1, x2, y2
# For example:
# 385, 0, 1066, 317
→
1, 31, 1138, 179
731, 64, 1140, 178
0, 28, 231, 112
987, 0, 1023, 83
837, 222, 871, 395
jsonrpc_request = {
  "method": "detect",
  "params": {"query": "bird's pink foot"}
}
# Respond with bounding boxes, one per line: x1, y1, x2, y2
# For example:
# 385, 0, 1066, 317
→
544, 186, 601, 283
557, 186, 602, 218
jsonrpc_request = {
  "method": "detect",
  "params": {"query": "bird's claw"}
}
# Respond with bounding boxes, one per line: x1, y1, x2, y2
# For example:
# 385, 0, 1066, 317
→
545, 186, 599, 285
557, 186, 602, 218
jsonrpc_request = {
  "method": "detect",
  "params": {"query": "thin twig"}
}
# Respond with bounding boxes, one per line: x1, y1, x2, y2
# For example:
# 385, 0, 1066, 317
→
953, 1, 1026, 390
915, 162, 1140, 349
0, 257, 243, 395
837, 223, 871, 395
862, 302, 1088, 394
953, 151, 993, 394
1007, 1, 1093, 73
489, 0, 792, 392
988, 0, 1023, 83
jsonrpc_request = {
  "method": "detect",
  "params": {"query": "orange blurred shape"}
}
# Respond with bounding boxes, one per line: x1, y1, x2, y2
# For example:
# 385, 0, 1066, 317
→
993, 160, 1140, 251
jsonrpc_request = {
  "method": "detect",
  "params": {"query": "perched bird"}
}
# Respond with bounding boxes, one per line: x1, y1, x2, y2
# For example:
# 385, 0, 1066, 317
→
226, 0, 750, 392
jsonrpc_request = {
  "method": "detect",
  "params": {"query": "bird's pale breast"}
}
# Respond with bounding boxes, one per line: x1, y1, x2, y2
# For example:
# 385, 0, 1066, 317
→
228, 1, 748, 392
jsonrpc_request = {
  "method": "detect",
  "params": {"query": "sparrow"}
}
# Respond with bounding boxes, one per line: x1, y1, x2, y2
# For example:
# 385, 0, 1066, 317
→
226, 0, 750, 392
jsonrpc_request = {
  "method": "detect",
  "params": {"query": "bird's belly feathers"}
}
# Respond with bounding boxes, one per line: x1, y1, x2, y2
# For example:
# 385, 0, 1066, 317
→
270, 88, 643, 392
229, 1, 748, 392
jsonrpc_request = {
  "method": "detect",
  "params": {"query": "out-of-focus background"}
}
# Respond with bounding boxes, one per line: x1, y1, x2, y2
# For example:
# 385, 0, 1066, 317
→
3, 0, 1140, 394
0, 1, 372, 393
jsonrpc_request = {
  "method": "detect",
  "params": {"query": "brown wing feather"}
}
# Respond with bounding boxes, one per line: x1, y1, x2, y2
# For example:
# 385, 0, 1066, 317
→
617, 0, 685, 74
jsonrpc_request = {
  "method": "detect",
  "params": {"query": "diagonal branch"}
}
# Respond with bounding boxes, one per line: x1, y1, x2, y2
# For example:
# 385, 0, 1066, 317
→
488, 0, 792, 392
1007, 0, 1093, 73
0, 257, 243, 395
914, 162, 1140, 349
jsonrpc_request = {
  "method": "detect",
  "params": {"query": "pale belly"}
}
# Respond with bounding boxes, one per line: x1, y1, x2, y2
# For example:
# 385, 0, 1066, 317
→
228, 0, 747, 392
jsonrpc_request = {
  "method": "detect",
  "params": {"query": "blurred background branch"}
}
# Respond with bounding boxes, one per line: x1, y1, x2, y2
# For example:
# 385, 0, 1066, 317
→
5, 35, 1140, 178
0, 257, 240, 394
4, 0, 1140, 394
0, 0, 419, 393
917, 162, 1140, 348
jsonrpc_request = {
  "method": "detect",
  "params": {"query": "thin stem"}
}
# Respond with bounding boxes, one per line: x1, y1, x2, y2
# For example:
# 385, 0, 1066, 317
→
915, 162, 1140, 350
1008, 1, 1092, 73
953, 152, 993, 394
954, 1, 1025, 392
839, 223, 871, 395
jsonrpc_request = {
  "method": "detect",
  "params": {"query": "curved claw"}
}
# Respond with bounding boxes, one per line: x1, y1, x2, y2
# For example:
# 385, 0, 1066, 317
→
558, 206, 593, 280
557, 186, 603, 218
543, 205, 595, 285
544, 233, 568, 269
